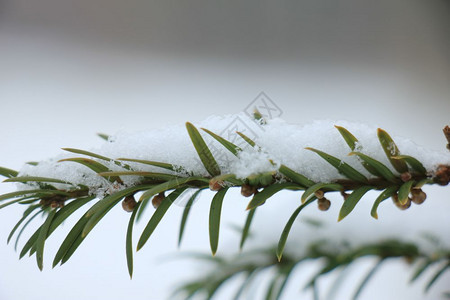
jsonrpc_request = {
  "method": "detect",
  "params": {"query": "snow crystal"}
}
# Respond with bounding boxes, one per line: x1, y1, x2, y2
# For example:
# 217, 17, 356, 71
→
16, 113, 450, 194
231, 150, 280, 179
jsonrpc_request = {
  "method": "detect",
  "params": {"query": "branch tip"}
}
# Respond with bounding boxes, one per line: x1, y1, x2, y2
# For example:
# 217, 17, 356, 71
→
443, 125, 450, 151
434, 164, 450, 186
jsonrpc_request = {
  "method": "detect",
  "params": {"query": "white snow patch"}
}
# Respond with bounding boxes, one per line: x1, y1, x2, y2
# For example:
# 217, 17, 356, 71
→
230, 149, 279, 179
17, 113, 450, 194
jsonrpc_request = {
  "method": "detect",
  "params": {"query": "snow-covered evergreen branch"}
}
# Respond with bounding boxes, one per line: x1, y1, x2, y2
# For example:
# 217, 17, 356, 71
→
0, 113, 449, 279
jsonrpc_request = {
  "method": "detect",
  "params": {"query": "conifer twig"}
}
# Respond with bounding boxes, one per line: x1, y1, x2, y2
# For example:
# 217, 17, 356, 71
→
174, 239, 450, 300
0, 117, 448, 276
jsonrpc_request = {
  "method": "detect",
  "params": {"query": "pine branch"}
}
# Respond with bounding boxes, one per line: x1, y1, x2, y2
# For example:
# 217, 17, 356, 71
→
0, 117, 449, 277
174, 239, 450, 300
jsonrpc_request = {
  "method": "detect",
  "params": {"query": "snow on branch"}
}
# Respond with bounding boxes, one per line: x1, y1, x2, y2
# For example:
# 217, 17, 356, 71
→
0, 113, 449, 277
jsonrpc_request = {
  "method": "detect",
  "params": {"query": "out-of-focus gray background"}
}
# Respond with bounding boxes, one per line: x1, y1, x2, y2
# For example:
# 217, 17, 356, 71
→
0, 1, 449, 299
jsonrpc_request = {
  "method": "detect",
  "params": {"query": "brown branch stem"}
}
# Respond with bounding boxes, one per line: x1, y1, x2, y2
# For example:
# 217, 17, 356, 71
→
444, 125, 450, 151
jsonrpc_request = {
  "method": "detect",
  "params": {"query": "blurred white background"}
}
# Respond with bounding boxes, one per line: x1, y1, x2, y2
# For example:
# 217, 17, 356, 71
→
0, 0, 449, 299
